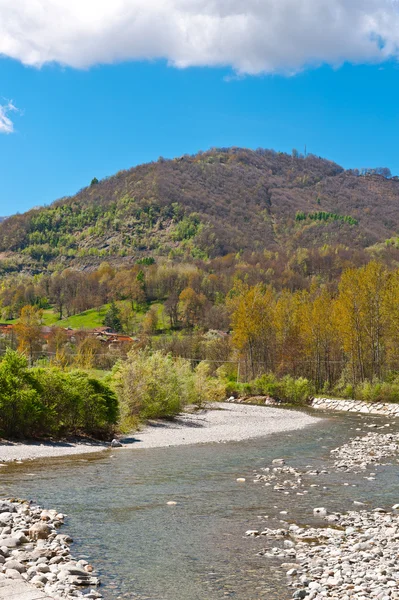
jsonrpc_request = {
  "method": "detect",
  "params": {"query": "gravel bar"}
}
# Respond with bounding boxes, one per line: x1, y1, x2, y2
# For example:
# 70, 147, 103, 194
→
121, 403, 321, 449
0, 441, 107, 465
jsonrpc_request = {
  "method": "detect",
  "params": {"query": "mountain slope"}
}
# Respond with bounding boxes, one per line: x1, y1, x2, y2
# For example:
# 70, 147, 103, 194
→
1, 147, 398, 271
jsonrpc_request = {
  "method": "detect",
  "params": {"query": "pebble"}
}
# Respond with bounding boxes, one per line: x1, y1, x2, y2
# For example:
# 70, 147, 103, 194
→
0, 498, 101, 599
248, 430, 399, 599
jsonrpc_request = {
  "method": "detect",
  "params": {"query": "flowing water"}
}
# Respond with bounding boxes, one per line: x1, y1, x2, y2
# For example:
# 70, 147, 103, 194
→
2, 409, 399, 600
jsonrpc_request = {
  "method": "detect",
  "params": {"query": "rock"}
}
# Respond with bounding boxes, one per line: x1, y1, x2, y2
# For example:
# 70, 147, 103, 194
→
0, 537, 20, 548
29, 522, 51, 540
59, 563, 90, 576
36, 563, 50, 573
31, 574, 47, 586
4, 559, 26, 573
110, 439, 123, 448
272, 459, 286, 466
0, 503, 15, 514
167, 501, 177, 506
313, 507, 327, 517
0, 498, 101, 598
5, 568, 22, 579
236, 478, 246, 483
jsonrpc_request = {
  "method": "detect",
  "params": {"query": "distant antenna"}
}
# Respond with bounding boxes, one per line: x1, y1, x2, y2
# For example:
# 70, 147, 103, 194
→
304, 145, 307, 157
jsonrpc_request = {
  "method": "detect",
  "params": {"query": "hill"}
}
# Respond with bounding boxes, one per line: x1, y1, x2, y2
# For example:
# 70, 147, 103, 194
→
1, 147, 398, 272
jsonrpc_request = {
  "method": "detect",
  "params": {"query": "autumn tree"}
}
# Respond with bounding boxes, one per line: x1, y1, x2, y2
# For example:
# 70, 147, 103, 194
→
179, 287, 207, 328
142, 306, 158, 335
229, 283, 276, 379
335, 261, 389, 381
14, 305, 43, 363
74, 336, 102, 370
165, 292, 180, 329
274, 290, 303, 376
299, 288, 338, 389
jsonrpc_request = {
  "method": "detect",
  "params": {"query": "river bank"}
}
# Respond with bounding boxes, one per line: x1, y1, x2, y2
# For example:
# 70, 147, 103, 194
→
0, 403, 321, 463
312, 397, 399, 416
0, 499, 101, 599
120, 403, 321, 449
1, 410, 398, 599
248, 425, 399, 599
0, 439, 108, 464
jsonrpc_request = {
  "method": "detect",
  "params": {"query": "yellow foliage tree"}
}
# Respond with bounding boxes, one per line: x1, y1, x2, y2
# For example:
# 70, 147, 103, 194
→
229, 283, 276, 379
14, 305, 43, 364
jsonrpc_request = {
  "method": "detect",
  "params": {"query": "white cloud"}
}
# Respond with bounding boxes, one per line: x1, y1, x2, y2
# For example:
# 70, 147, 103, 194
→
0, 101, 18, 134
1, 0, 399, 74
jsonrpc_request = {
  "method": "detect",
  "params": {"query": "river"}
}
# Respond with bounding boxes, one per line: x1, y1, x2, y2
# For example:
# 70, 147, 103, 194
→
1, 409, 399, 600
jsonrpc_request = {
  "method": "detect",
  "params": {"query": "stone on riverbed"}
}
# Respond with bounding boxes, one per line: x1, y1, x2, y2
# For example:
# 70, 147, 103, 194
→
313, 507, 327, 517
28, 521, 51, 540
110, 439, 123, 448
0, 497, 102, 599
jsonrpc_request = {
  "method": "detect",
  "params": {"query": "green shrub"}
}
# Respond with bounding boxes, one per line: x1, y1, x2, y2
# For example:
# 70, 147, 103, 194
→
0, 350, 43, 438
276, 375, 315, 405
0, 349, 118, 439
355, 380, 399, 403
114, 351, 225, 425
222, 372, 313, 405
252, 373, 279, 397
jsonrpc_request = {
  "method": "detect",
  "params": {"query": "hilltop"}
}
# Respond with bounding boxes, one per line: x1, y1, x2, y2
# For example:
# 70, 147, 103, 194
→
1, 147, 398, 272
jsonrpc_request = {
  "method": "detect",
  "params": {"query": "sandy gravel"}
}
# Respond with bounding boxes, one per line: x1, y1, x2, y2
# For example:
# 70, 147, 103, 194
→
121, 403, 321, 449
0, 404, 321, 463
0, 439, 107, 464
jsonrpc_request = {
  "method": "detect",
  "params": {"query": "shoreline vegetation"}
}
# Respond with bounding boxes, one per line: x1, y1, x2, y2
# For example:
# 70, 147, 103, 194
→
4, 335, 399, 458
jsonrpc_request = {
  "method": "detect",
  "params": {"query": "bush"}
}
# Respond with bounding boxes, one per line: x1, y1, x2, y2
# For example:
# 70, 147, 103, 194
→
355, 380, 399, 404
276, 375, 315, 405
114, 351, 226, 425
252, 373, 279, 397
0, 349, 118, 439
221, 372, 314, 405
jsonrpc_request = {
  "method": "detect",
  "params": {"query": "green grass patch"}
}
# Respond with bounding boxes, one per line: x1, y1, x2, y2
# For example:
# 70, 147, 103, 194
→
52, 305, 111, 329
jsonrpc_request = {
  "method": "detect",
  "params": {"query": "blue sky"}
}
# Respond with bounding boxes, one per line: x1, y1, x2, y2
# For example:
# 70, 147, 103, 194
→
2, 1, 399, 214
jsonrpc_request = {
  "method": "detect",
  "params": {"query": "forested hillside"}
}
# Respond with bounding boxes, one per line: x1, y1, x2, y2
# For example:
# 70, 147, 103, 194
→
1, 147, 398, 274
4, 147, 399, 436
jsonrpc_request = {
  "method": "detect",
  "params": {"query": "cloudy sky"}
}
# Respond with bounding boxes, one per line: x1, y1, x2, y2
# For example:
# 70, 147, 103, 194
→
2, 0, 399, 212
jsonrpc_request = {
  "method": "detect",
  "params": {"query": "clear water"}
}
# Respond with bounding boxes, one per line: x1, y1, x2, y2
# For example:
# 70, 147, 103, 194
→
1, 409, 399, 600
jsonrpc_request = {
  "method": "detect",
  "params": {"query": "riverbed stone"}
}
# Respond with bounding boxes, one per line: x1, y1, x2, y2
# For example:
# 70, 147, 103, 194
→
0, 498, 100, 599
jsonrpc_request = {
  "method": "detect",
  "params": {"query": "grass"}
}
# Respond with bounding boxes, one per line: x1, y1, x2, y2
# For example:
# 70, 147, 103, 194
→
51, 305, 112, 329
7, 300, 169, 333
41, 309, 62, 326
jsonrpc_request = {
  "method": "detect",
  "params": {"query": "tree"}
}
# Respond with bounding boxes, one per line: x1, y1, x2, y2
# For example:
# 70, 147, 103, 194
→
141, 306, 158, 335
179, 287, 207, 328
74, 336, 101, 370
299, 288, 338, 389
14, 305, 43, 364
49, 275, 65, 319
103, 302, 122, 332
274, 290, 303, 376
335, 261, 389, 382
90, 177, 99, 186
229, 283, 276, 379
165, 292, 180, 328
